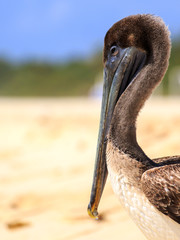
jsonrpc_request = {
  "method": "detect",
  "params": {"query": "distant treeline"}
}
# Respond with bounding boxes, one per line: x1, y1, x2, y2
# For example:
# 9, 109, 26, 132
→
160, 40, 180, 95
0, 41, 180, 97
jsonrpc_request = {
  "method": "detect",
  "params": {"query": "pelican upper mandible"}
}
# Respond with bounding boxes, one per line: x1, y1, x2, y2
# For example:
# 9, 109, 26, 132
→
88, 14, 180, 240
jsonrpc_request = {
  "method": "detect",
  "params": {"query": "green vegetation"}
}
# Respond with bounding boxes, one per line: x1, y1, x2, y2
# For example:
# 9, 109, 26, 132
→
160, 40, 180, 95
0, 41, 179, 97
0, 53, 102, 96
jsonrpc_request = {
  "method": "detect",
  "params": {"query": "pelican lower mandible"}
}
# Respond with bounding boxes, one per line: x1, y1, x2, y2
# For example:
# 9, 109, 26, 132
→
88, 14, 180, 240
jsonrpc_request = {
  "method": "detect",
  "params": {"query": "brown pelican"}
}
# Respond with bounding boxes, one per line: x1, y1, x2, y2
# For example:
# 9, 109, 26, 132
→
87, 14, 180, 240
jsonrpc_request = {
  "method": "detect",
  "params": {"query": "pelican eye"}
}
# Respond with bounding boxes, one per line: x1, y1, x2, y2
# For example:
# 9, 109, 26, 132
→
110, 46, 119, 56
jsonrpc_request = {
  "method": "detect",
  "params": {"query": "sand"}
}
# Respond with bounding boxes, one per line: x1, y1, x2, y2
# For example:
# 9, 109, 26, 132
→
0, 97, 179, 240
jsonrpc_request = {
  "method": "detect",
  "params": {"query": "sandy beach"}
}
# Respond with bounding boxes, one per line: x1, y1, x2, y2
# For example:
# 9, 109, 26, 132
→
0, 97, 179, 240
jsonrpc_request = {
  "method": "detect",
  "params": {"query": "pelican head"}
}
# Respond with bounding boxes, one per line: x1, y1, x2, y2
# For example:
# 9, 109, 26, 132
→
88, 14, 170, 219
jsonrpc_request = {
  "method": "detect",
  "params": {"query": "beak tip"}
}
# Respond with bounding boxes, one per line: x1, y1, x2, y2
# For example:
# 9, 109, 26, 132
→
87, 203, 99, 220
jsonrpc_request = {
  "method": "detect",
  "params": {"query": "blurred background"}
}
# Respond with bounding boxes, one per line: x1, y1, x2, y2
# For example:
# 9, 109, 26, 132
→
0, 1, 180, 240
0, 0, 180, 96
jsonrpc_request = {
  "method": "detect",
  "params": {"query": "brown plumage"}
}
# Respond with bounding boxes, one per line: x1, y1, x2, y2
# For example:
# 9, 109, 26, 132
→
108, 14, 171, 152
88, 14, 180, 240
142, 162, 180, 223
105, 14, 180, 225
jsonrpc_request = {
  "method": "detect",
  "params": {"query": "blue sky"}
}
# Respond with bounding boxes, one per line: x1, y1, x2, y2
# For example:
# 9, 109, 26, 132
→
1, 0, 180, 61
